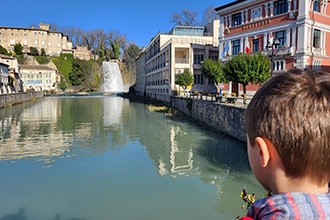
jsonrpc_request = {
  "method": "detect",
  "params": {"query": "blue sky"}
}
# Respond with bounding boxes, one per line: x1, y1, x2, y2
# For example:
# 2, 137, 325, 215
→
2, 0, 231, 47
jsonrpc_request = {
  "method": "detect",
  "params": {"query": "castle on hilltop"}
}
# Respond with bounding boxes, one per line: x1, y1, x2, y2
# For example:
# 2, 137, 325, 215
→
0, 22, 94, 93
0, 22, 92, 60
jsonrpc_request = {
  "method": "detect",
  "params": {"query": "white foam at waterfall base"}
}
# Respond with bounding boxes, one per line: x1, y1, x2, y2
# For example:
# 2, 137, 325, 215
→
102, 61, 125, 93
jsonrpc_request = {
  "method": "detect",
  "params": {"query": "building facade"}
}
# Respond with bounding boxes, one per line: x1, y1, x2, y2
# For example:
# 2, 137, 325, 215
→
0, 23, 73, 57
72, 45, 93, 60
0, 62, 9, 93
20, 65, 59, 92
135, 49, 146, 97
215, 0, 330, 75
135, 20, 220, 102
0, 54, 22, 92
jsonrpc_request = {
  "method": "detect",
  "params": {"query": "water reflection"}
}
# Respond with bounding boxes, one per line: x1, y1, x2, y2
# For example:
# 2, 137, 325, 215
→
103, 95, 124, 126
0, 98, 72, 166
0, 96, 263, 219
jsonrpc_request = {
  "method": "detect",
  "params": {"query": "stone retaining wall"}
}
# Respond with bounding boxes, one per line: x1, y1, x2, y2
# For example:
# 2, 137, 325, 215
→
170, 97, 246, 142
0, 92, 44, 109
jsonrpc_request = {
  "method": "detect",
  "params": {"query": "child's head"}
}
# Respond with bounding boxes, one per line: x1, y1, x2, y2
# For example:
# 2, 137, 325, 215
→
245, 68, 330, 186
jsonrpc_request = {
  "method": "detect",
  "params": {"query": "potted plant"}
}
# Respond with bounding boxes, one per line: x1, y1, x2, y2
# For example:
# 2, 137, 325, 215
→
241, 93, 247, 105
227, 93, 237, 104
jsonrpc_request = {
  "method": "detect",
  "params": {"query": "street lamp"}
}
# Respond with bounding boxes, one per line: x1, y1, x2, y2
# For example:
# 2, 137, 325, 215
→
266, 38, 280, 76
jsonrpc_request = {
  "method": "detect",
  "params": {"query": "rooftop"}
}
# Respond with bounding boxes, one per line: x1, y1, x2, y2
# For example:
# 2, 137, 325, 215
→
214, 0, 247, 11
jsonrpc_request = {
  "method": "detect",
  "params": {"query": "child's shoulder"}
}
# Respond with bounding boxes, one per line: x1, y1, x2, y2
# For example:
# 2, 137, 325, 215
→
247, 192, 330, 219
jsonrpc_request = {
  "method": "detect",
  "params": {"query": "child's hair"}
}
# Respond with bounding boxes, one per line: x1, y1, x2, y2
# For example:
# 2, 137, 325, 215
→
245, 68, 330, 185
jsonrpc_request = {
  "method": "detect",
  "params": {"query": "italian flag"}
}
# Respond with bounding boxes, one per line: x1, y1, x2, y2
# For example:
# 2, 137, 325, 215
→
245, 37, 250, 54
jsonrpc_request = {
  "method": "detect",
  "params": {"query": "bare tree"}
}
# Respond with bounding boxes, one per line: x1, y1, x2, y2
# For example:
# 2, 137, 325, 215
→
49, 23, 58, 31
57, 26, 85, 47
29, 23, 38, 29
170, 9, 198, 26
71, 28, 85, 47
91, 29, 107, 60
82, 30, 99, 51
201, 6, 218, 25
107, 30, 127, 60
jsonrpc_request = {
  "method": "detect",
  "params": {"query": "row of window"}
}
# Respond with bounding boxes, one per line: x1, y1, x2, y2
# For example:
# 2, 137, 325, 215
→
272, 60, 285, 72
146, 79, 169, 86
193, 74, 214, 85
0, 32, 61, 36
193, 54, 218, 65
146, 88, 169, 94
229, 28, 321, 55
232, 0, 288, 27
22, 73, 53, 78
231, 0, 322, 28
231, 31, 286, 55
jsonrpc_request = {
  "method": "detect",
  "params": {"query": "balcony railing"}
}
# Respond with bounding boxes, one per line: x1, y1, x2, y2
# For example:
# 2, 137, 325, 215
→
175, 58, 188, 64
275, 46, 293, 56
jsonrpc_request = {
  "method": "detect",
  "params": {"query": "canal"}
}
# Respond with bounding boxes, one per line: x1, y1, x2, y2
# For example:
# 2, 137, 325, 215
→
0, 96, 264, 220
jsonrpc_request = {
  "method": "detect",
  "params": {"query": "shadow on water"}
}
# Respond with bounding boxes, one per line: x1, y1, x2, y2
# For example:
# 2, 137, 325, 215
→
1, 209, 86, 220
1, 208, 26, 220
197, 132, 251, 172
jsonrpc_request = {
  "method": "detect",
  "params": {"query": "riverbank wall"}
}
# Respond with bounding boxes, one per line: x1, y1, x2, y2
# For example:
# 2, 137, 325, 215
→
0, 92, 44, 109
170, 97, 246, 142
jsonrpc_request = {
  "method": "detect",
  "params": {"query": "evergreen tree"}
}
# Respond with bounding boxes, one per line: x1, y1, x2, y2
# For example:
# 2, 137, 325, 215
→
29, 47, 39, 56
14, 43, 23, 55
0, 45, 9, 55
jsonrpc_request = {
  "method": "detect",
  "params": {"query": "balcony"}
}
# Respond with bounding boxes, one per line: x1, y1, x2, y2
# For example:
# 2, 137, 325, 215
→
312, 47, 323, 55
262, 46, 294, 58
175, 58, 188, 64
275, 46, 293, 56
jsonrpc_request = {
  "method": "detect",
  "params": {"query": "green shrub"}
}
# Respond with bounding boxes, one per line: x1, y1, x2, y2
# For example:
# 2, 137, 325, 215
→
13, 54, 27, 64
52, 54, 74, 86
36, 56, 49, 64
30, 47, 39, 56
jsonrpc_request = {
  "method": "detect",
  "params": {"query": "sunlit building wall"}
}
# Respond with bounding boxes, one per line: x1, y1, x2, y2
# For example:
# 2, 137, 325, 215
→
215, 0, 330, 74
20, 65, 59, 92
135, 20, 220, 102
0, 23, 73, 56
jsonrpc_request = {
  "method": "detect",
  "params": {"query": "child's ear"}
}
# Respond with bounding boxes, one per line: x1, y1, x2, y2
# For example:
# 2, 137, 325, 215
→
254, 137, 271, 167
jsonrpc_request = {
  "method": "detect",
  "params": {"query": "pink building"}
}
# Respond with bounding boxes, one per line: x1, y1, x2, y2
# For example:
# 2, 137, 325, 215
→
215, 0, 330, 94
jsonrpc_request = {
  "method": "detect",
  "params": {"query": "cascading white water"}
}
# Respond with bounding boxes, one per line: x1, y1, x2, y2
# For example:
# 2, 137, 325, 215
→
102, 61, 125, 93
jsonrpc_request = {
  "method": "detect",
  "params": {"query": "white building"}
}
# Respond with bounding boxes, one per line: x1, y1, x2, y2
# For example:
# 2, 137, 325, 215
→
135, 20, 220, 102
0, 54, 22, 92
20, 65, 59, 92
0, 62, 9, 93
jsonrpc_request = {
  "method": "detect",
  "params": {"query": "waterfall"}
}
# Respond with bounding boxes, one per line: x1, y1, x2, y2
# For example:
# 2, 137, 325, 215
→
102, 61, 125, 94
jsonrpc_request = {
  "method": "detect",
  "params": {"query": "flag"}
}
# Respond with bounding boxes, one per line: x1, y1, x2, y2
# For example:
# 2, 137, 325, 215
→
221, 41, 229, 58
245, 38, 250, 54
269, 32, 274, 44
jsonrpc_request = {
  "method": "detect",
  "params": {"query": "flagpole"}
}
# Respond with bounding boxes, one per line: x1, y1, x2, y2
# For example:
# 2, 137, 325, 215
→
266, 38, 280, 76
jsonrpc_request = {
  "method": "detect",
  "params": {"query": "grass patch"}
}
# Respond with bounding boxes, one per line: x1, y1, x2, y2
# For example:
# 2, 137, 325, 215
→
35, 56, 50, 64
147, 104, 184, 118
148, 105, 171, 113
